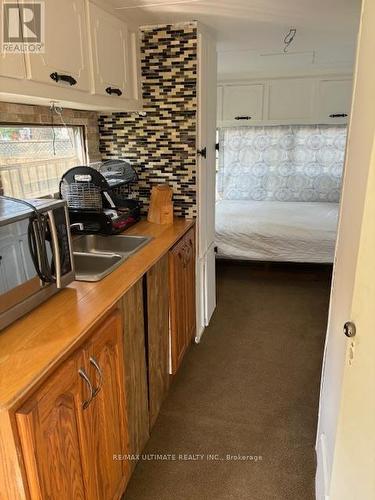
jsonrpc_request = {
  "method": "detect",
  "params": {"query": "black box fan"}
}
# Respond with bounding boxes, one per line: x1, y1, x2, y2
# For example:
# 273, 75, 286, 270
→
59, 166, 141, 235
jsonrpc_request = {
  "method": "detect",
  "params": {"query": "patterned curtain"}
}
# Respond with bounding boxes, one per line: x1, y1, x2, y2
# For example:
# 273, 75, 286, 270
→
217, 125, 347, 202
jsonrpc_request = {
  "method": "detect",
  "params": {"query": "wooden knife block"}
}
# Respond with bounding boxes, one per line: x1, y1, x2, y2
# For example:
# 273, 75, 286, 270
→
147, 184, 174, 224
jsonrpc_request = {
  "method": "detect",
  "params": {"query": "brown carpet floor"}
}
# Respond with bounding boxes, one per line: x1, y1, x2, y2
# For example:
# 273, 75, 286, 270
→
124, 261, 332, 500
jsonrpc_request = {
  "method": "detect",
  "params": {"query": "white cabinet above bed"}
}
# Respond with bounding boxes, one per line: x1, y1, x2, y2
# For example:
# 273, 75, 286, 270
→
218, 75, 353, 127
222, 84, 264, 122
316, 79, 353, 124
268, 78, 315, 121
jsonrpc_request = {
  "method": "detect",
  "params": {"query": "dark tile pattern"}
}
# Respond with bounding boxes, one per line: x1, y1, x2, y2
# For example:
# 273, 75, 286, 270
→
98, 22, 198, 218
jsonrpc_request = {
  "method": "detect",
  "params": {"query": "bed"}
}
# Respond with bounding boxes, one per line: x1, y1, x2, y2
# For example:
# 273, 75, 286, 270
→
215, 200, 339, 263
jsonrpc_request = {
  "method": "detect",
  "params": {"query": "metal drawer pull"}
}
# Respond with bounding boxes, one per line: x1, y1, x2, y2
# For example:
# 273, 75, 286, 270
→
78, 368, 94, 409
105, 86, 123, 96
50, 72, 77, 86
90, 356, 104, 397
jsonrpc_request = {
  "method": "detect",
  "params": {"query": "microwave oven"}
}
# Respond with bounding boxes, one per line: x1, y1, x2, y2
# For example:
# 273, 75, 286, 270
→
0, 197, 75, 330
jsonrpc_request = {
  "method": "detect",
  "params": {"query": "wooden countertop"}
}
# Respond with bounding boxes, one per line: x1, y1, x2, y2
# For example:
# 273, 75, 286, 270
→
0, 218, 194, 411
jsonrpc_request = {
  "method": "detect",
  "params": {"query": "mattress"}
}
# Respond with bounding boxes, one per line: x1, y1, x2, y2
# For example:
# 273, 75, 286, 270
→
215, 200, 339, 263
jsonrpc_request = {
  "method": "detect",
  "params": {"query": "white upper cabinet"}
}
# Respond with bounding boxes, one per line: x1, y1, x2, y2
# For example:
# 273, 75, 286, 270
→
268, 78, 315, 121
0, 53, 26, 80
88, 2, 134, 100
223, 84, 264, 122
218, 76, 353, 126
317, 79, 353, 123
0, 0, 141, 110
26, 0, 91, 92
0, 0, 26, 79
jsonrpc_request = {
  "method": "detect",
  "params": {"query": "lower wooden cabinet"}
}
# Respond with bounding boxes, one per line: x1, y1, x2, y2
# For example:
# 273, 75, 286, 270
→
16, 351, 87, 500
80, 311, 129, 499
120, 280, 149, 469
146, 254, 170, 429
5, 226, 196, 500
169, 227, 196, 374
16, 310, 129, 500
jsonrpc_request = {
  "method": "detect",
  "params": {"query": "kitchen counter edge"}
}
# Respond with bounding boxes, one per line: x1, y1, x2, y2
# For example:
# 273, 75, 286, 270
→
0, 218, 195, 411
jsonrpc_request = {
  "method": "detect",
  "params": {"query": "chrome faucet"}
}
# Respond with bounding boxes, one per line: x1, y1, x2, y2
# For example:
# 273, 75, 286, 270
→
70, 222, 84, 231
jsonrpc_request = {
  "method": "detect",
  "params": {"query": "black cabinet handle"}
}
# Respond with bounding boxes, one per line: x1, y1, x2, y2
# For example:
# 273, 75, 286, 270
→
329, 113, 348, 118
234, 115, 252, 120
197, 147, 207, 158
50, 72, 77, 86
105, 87, 123, 97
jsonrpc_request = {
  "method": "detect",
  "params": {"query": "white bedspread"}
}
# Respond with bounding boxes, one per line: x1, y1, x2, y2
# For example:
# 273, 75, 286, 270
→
215, 200, 339, 263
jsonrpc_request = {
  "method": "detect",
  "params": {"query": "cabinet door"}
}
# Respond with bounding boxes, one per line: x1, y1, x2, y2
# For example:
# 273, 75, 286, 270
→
120, 280, 149, 469
317, 79, 353, 123
184, 228, 196, 344
268, 78, 315, 121
26, 0, 90, 92
169, 237, 188, 374
169, 228, 196, 375
16, 352, 86, 500
146, 255, 170, 428
89, 2, 132, 99
223, 84, 264, 121
81, 310, 129, 499
0, 0, 26, 79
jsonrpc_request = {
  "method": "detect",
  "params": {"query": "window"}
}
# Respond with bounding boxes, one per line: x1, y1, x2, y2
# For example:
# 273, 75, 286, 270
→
0, 125, 86, 198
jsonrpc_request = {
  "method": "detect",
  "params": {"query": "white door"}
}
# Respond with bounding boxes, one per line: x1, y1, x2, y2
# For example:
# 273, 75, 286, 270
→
0, 0, 26, 79
204, 243, 216, 325
88, 3, 133, 99
223, 84, 264, 122
196, 28, 217, 340
26, 0, 90, 92
316, 1, 375, 498
329, 139, 375, 499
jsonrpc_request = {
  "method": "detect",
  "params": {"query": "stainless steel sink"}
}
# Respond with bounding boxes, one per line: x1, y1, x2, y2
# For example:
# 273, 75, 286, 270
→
73, 234, 152, 282
73, 234, 151, 256
74, 253, 123, 281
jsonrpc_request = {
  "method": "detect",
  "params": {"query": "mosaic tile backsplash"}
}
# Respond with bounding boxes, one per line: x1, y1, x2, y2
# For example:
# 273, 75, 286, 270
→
99, 22, 198, 218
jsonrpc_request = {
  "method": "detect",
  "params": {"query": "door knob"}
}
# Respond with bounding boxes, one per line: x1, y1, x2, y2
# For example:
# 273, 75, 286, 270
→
343, 321, 356, 338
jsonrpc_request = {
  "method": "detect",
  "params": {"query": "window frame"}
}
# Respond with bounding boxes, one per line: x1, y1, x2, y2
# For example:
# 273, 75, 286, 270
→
0, 123, 88, 198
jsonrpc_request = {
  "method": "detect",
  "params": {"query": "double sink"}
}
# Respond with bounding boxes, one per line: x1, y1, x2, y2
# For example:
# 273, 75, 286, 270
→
72, 234, 152, 282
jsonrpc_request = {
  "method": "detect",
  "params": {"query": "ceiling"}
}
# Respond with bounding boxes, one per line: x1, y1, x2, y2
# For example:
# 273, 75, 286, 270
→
107, 0, 362, 79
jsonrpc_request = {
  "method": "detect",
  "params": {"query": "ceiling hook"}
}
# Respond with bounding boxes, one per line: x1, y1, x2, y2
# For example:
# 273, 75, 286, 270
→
283, 27, 297, 53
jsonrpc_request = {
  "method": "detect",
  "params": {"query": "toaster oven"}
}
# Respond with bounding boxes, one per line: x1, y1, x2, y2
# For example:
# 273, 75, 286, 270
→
0, 197, 75, 330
